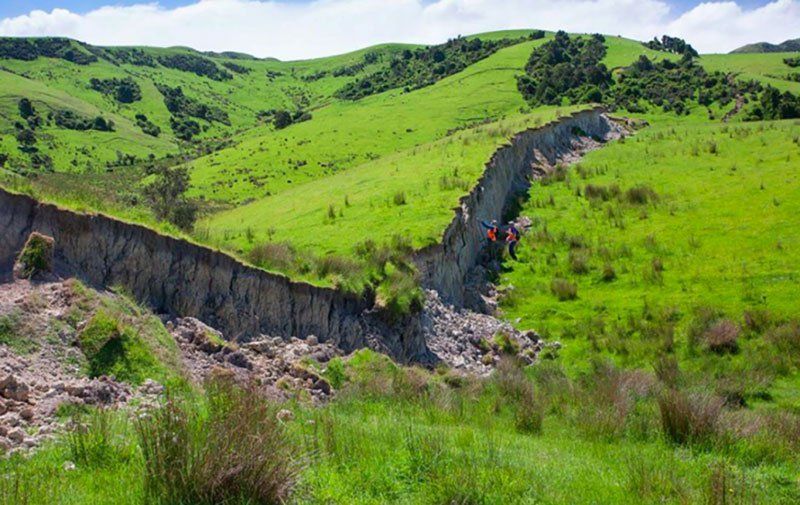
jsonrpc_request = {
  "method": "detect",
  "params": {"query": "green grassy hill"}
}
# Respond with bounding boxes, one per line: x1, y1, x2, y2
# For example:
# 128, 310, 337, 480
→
700, 52, 800, 94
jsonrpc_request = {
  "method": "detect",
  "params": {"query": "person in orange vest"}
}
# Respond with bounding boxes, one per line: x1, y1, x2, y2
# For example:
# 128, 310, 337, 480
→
481, 220, 499, 244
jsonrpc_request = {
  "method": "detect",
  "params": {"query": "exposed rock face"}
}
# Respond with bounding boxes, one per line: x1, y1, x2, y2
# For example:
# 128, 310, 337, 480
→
0, 108, 619, 363
414, 108, 624, 307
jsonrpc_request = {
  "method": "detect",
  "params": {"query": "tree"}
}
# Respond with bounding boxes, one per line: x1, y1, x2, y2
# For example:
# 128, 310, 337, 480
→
143, 165, 198, 231
18, 98, 35, 119
273, 110, 293, 130
16, 128, 37, 148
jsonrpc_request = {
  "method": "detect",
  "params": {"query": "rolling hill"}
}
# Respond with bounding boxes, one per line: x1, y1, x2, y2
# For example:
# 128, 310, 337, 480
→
731, 38, 800, 53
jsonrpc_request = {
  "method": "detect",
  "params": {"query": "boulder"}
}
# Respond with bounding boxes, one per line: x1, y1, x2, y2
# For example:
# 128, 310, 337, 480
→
0, 375, 31, 402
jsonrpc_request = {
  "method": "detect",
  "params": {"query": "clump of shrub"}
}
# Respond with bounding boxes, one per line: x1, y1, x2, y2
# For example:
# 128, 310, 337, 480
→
625, 184, 659, 205
247, 242, 296, 272
704, 319, 740, 354
393, 191, 407, 206
143, 165, 198, 231
657, 388, 723, 446
135, 114, 161, 137
136, 376, 302, 504
54, 109, 115, 132
78, 310, 163, 384
89, 77, 142, 103
568, 249, 590, 274
550, 277, 578, 301
157, 53, 232, 81
601, 262, 616, 282
495, 357, 543, 435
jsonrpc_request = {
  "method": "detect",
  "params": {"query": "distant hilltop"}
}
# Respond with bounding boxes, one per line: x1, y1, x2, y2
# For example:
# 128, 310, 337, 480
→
731, 38, 800, 53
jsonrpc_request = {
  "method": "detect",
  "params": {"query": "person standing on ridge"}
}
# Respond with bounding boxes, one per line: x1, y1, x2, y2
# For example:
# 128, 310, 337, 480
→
505, 222, 521, 261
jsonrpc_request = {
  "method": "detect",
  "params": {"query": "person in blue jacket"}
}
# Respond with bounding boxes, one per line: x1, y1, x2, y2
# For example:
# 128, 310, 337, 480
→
505, 222, 520, 261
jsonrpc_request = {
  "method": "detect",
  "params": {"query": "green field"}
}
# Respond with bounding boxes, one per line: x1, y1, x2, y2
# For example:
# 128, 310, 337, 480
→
701, 52, 800, 94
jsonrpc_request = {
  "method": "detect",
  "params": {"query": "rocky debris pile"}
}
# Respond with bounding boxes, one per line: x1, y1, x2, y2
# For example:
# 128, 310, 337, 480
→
420, 290, 560, 375
168, 317, 341, 402
0, 347, 163, 454
0, 279, 164, 454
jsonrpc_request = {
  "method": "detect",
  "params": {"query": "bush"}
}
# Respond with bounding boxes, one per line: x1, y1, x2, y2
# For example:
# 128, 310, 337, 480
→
248, 242, 296, 272
625, 185, 659, 205
657, 389, 723, 446
337, 35, 525, 100
495, 357, 543, 434
136, 376, 302, 504
393, 191, 407, 206
89, 77, 142, 103
601, 262, 616, 282
704, 319, 740, 354
143, 165, 198, 230
517, 31, 611, 106
157, 53, 232, 81
493, 332, 520, 355
569, 249, 590, 274
78, 310, 162, 384
323, 357, 347, 390
550, 278, 578, 301
66, 408, 135, 469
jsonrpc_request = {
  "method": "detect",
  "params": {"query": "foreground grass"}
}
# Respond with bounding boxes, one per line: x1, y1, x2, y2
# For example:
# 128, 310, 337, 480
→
3, 351, 799, 504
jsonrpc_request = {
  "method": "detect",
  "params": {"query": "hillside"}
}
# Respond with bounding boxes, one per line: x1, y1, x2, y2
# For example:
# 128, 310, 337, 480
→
731, 38, 800, 53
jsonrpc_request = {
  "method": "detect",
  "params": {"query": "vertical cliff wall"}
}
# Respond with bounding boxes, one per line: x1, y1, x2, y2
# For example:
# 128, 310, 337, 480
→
0, 189, 391, 350
414, 107, 623, 306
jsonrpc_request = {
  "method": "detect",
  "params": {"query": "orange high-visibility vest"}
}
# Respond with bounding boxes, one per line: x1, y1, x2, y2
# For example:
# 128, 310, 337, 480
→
487, 228, 498, 241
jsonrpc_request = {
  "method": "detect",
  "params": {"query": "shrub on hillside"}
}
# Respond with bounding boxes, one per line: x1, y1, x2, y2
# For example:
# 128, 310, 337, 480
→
143, 165, 198, 230
625, 185, 659, 205
495, 357, 543, 434
89, 77, 142, 103
550, 277, 577, 301
337, 35, 525, 100
53, 109, 115, 132
248, 242, 296, 272
136, 376, 302, 504
517, 31, 611, 106
657, 389, 723, 446
135, 114, 161, 137
704, 319, 740, 354
78, 310, 162, 384
568, 249, 590, 274
157, 53, 232, 81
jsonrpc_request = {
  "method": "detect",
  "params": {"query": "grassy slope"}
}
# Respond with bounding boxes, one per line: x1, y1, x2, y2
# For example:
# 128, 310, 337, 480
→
700, 52, 800, 94
0, 42, 410, 172
187, 38, 547, 204
199, 37, 670, 258
498, 110, 800, 402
